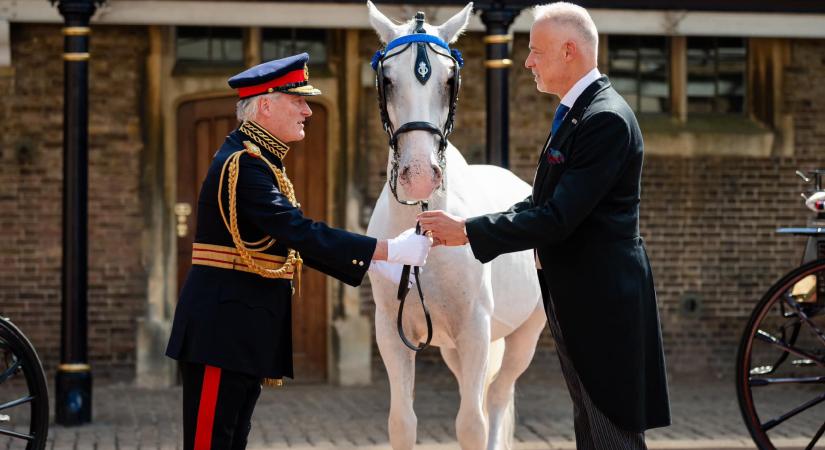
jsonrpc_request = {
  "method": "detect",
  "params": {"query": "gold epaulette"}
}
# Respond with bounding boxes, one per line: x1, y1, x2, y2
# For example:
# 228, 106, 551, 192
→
215, 141, 303, 294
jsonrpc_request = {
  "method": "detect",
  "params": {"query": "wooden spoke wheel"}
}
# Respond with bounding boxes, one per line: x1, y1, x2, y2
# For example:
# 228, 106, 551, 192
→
0, 318, 48, 450
737, 259, 825, 450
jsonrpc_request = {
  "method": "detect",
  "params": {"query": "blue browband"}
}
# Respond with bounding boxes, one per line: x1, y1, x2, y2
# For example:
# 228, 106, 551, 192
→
371, 34, 464, 70
387, 34, 450, 53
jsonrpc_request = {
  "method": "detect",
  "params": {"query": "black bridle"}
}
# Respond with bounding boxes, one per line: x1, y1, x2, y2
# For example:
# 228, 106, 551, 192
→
371, 12, 464, 207
371, 13, 464, 352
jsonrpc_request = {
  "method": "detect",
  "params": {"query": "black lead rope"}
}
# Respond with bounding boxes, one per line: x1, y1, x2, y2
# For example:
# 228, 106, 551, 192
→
396, 201, 433, 352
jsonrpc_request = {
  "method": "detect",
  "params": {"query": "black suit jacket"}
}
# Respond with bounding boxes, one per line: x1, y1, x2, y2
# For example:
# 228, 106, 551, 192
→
166, 127, 376, 379
465, 77, 670, 432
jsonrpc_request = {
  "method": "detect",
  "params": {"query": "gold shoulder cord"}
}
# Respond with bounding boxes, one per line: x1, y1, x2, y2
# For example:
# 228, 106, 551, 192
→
216, 141, 303, 295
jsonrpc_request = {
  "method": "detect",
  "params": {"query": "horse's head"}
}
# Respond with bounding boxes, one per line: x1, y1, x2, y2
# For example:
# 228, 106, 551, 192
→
368, 1, 473, 203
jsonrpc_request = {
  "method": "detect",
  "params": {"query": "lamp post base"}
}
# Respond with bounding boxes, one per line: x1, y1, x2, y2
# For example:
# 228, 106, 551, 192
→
55, 365, 92, 425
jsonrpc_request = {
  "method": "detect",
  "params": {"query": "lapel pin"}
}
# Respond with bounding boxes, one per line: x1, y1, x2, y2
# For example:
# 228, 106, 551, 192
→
571, 118, 578, 125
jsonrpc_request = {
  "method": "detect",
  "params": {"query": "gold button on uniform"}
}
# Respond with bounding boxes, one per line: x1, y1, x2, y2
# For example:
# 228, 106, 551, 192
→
352, 259, 357, 265
358, 261, 364, 266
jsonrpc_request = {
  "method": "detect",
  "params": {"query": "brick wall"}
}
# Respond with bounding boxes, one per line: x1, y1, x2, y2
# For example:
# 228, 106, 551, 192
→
0, 24, 148, 380
357, 30, 825, 376
1, 23, 821, 381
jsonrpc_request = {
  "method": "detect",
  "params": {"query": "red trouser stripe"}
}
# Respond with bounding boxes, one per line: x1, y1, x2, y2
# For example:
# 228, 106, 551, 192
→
194, 365, 221, 450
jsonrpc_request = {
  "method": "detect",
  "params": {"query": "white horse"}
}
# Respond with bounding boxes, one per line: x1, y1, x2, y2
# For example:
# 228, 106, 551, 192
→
365, 3, 547, 449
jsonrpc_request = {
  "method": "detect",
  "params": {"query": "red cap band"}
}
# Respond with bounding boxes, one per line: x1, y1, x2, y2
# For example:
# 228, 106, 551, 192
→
237, 68, 307, 99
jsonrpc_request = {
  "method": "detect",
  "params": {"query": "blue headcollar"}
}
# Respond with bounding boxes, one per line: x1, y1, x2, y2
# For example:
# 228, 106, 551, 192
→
371, 34, 464, 71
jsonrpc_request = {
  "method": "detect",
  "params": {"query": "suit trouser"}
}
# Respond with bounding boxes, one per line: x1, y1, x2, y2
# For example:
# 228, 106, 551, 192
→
538, 272, 647, 450
180, 361, 262, 450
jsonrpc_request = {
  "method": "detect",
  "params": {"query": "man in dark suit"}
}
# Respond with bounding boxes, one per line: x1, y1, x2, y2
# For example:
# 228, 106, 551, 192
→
419, 3, 670, 448
165, 53, 430, 450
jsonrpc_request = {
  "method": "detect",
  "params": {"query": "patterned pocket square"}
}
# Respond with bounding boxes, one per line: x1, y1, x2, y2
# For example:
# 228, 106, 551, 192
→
547, 148, 565, 165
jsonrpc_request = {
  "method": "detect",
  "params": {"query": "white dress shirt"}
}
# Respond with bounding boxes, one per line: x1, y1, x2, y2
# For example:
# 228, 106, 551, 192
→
560, 67, 602, 109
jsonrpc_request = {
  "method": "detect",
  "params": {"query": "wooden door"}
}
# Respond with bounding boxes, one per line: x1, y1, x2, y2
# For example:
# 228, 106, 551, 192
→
176, 96, 328, 381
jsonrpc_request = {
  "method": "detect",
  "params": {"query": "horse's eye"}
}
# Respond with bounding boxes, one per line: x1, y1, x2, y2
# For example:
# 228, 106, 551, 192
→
383, 77, 393, 86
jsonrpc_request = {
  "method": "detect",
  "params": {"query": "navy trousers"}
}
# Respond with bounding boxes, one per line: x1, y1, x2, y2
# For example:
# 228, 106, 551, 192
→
180, 361, 261, 450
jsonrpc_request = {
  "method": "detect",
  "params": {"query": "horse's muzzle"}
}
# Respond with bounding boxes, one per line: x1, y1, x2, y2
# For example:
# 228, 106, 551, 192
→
399, 162, 442, 199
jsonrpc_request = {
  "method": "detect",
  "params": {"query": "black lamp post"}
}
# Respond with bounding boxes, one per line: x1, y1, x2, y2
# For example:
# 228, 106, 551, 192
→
49, 0, 103, 426
477, 2, 521, 168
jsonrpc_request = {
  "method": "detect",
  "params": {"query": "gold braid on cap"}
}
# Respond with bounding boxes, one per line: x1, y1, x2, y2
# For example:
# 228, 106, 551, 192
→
216, 140, 303, 294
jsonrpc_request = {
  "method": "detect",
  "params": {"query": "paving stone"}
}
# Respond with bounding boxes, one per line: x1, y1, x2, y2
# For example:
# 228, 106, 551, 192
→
25, 358, 823, 449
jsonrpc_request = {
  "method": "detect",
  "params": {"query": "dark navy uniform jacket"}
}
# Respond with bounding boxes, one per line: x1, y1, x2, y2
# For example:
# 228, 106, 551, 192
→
166, 122, 376, 379
466, 77, 670, 432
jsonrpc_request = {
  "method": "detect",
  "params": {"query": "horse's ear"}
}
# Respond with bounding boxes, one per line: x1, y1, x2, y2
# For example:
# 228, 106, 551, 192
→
367, 1, 400, 44
437, 3, 473, 44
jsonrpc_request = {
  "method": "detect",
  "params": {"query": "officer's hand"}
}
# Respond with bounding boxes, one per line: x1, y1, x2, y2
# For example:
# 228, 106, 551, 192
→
806, 191, 825, 212
368, 261, 420, 287
387, 228, 431, 266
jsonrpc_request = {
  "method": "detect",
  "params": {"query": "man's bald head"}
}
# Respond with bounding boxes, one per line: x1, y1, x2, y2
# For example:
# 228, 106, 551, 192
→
533, 2, 598, 66
524, 2, 599, 96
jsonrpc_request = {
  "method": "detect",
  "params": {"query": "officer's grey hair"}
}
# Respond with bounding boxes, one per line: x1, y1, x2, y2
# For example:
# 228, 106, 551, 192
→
532, 2, 598, 62
236, 92, 282, 122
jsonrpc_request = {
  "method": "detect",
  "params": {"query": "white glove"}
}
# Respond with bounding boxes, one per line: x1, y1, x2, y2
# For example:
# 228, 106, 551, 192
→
369, 261, 420, 288
387, 228, 431, 266
806, 191, 825, 212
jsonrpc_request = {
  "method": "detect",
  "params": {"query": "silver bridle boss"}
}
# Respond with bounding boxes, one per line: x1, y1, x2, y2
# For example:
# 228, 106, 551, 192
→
371, 12, 464, 206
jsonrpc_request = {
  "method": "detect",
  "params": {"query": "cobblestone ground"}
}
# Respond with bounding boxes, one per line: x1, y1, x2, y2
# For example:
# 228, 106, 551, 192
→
3, 356, 824, 449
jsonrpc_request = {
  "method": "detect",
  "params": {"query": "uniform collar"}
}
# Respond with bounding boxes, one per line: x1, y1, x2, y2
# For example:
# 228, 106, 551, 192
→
560, 67, 602, 108
238, 120, 290, 160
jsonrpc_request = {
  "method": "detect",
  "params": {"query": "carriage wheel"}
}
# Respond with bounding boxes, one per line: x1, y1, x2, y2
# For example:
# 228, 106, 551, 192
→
0, 318, 49, 450
737, 259, 825, 450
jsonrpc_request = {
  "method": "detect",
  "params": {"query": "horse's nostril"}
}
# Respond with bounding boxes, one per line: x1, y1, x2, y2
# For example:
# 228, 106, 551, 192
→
400, 166, 410, 180
432, 164, 443, 180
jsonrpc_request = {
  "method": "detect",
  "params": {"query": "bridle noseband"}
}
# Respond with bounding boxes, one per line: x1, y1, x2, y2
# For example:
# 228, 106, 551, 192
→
371, 13, 464, 207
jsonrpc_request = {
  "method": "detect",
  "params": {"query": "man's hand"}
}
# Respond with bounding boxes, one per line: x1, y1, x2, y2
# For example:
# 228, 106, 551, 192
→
417, 210, 469, 247
368, 261, 419, 287
386, 228, 432, 266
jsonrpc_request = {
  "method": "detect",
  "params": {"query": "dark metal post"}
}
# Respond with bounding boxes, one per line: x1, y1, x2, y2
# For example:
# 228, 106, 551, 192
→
479, 4, 520, 168
52, 0, 100, 426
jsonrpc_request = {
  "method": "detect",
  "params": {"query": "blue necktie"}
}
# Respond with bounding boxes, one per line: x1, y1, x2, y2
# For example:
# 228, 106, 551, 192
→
551, 104, 570, 136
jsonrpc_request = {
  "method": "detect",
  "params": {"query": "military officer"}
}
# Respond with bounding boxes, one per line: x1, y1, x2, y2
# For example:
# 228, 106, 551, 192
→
166, 53, 430, 450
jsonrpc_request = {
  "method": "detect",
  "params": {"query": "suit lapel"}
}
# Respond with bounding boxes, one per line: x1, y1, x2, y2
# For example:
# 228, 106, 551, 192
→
532, 76, 613, 203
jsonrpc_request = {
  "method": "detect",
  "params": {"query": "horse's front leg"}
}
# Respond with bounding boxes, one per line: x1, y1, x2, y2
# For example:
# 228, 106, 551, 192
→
487, 301, 546, 450
375, 309, 417, 450
455, 310, 492, 450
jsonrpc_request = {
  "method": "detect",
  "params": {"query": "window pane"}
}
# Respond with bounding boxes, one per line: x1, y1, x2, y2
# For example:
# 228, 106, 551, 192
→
176, 28, 210, 61
262, 28, 328, 64
608, 35, 669, 113
176, 27, 243, 64
638, 37, 669, 113
687, 37, 746, 114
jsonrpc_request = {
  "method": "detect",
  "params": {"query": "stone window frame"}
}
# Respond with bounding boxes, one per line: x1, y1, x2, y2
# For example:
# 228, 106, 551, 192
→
173, 26, 332, 76
600, 34, 792, 156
